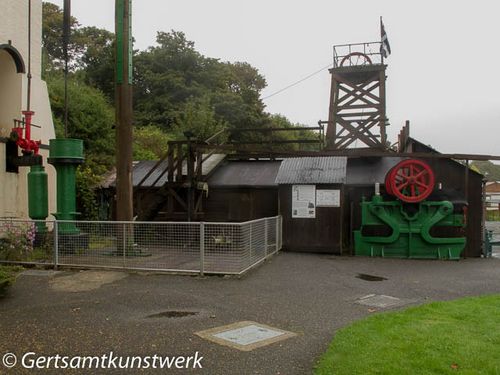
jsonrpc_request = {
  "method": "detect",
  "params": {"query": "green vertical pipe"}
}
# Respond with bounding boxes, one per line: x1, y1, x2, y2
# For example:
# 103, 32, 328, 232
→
28, 164, 48, 233
48, 139, 84, 234
55, 164, 77, 221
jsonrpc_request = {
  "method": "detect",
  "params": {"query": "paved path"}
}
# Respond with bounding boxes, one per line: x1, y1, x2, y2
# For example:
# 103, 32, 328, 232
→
1, 253, 499, 374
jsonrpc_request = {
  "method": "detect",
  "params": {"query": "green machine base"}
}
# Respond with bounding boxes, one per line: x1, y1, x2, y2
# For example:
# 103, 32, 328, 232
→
354, 195, 466, 260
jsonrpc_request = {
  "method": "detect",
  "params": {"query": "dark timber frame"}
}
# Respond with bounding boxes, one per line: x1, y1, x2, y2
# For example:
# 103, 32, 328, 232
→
325, 43, 387, 150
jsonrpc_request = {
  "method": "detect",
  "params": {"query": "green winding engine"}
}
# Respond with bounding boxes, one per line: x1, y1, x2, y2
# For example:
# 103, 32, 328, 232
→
354, 159, 466, 259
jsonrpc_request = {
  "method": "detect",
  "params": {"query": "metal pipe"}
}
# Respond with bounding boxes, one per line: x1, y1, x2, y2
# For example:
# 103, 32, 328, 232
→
27, 0, 32, 112
63, 0, 71, 137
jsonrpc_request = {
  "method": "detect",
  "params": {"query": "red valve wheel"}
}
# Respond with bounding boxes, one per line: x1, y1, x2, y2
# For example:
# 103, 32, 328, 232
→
385, 159, 435, 203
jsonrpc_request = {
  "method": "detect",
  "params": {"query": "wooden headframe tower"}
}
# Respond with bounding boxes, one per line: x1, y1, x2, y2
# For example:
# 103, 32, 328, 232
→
325, 43, 388, 150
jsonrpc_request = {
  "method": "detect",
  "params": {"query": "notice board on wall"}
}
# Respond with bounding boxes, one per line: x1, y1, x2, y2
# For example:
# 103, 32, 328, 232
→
316, 189, 340, 207
292, 185, 316, 218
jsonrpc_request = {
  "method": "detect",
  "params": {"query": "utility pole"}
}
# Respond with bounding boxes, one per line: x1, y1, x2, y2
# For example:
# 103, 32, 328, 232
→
115, 0, 133, 222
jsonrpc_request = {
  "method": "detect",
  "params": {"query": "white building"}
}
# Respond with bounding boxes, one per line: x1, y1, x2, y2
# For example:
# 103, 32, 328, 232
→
0, 0, 56, 218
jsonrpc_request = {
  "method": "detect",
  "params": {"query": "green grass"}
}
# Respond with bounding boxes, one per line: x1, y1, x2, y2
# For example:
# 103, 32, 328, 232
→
315, 295, 500, 375
0, 265, 23, 297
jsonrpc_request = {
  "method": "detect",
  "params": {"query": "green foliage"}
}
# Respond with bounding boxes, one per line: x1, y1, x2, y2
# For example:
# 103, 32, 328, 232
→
77, 26, 115, 100
47, 74, 115, 167
41, 2, 83, 73
75, 164, 102, 220
266, 114, 322, 151
315, 295, 500, 375
471, 160, 499, 181
172, 95, 228, 142
47, 73, 115, 220
133, 125, 173, 160
486, 210, 500, 221
133, 31, 268, 134
0, 266, 23, 297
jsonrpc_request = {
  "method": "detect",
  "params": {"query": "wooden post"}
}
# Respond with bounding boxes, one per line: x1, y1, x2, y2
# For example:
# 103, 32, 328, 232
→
115, 0, 133, 223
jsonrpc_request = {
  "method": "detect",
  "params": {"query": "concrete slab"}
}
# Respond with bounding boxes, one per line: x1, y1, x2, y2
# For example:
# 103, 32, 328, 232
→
196, 321, 297, 351
355, 294, 406, 308
49, 270, 128, 292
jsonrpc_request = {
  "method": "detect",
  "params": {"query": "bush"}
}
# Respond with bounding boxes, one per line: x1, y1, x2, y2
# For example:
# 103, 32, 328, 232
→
0, 266, 23, 297
0, 223, 36, 261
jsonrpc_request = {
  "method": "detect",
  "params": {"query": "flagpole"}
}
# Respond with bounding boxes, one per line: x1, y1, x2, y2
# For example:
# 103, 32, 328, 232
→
380, 16, 384, 64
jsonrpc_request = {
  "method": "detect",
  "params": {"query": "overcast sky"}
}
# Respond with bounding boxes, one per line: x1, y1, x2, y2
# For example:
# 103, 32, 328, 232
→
48, 0, 500, 155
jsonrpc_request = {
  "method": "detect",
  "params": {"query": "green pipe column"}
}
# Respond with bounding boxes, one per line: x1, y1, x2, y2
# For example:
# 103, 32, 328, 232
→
28, 164, 48, 233
48, 139, 84, 234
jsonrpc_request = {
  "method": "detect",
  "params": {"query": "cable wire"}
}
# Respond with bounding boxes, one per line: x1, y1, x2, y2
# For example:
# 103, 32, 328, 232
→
261, 62, 333, 101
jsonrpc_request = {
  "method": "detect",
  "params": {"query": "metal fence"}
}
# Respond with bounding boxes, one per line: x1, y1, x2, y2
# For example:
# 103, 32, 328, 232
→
0, 216, 282, 275
484, 221, 500, 258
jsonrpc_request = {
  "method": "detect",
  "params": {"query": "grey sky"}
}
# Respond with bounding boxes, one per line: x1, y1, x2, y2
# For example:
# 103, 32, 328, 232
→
49, 0, 500, 155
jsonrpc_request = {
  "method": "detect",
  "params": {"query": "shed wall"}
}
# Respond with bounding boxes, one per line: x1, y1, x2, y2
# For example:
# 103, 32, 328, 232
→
279, 184, 343, 254
204, 188, 278, 222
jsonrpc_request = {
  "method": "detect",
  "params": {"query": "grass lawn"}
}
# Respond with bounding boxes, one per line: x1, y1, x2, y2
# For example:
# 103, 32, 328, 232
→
315, 295, 500, 375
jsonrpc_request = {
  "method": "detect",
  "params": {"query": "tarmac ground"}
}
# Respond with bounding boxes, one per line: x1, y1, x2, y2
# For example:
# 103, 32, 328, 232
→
1, 252, 499, 374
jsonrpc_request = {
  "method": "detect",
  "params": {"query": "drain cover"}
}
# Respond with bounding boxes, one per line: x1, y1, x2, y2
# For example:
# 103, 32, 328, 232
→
196, 321, 296, 351
355, 294, 403, 308
356, 273, 387, 282
147, 311, 198, 319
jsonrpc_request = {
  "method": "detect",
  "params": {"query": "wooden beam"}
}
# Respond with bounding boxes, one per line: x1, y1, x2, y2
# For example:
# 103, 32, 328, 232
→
167, 187, 188, 210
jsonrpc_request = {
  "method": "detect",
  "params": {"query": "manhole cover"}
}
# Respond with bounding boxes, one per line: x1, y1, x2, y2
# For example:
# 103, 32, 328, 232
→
356, 273, 387, 282
147, 311, 198, 319
196, 321, 296, 351
355, 294, 403, 308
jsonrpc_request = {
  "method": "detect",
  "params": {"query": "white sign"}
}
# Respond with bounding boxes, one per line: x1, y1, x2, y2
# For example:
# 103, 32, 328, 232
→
316, 189, 341, 207
292, 185, 316, 218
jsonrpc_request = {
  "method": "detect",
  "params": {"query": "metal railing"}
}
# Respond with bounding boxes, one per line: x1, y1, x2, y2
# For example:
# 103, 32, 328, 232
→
333, 42, 383, 67
0, 216, 282, 275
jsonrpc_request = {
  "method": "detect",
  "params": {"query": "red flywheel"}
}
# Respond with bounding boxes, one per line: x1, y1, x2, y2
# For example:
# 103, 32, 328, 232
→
385, 159, 435, 203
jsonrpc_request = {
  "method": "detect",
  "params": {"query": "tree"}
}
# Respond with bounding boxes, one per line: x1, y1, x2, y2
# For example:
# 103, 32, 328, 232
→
42, 1, 115, 97
172, 95, 228, 142
77, 26, 115, 100
47, 74, 115, 219
471, 161, 498, 181
42, 2, 82, 72
47, 74, 115, 167
266, 114, 322, 151
133, 125, 172, 160
133, 30, 269, 136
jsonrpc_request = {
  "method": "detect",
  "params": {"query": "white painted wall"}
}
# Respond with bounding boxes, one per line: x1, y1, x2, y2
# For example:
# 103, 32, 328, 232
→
0, 0, 56, 219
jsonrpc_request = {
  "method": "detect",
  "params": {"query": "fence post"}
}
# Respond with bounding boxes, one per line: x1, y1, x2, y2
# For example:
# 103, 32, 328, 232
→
249, 222, 253, 258
264, 218, 268, 257
276, 216, 281, 251
122, 223, 126, 268
53, 221, 59, 270
200, 222, 205, 276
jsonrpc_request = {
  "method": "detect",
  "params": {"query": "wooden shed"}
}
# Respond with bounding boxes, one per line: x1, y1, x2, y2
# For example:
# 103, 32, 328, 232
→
275, 157, 347, 254
204, 160, 281, 222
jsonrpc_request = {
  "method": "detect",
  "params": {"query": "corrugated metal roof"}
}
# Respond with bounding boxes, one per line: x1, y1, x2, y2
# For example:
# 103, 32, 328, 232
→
109, 154, 226, 188
208, 161, 281, 188
275, 157, 347, 184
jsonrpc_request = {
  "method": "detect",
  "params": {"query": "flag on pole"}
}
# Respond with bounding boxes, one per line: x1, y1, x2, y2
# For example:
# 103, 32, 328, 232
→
380, 17, 391, 58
